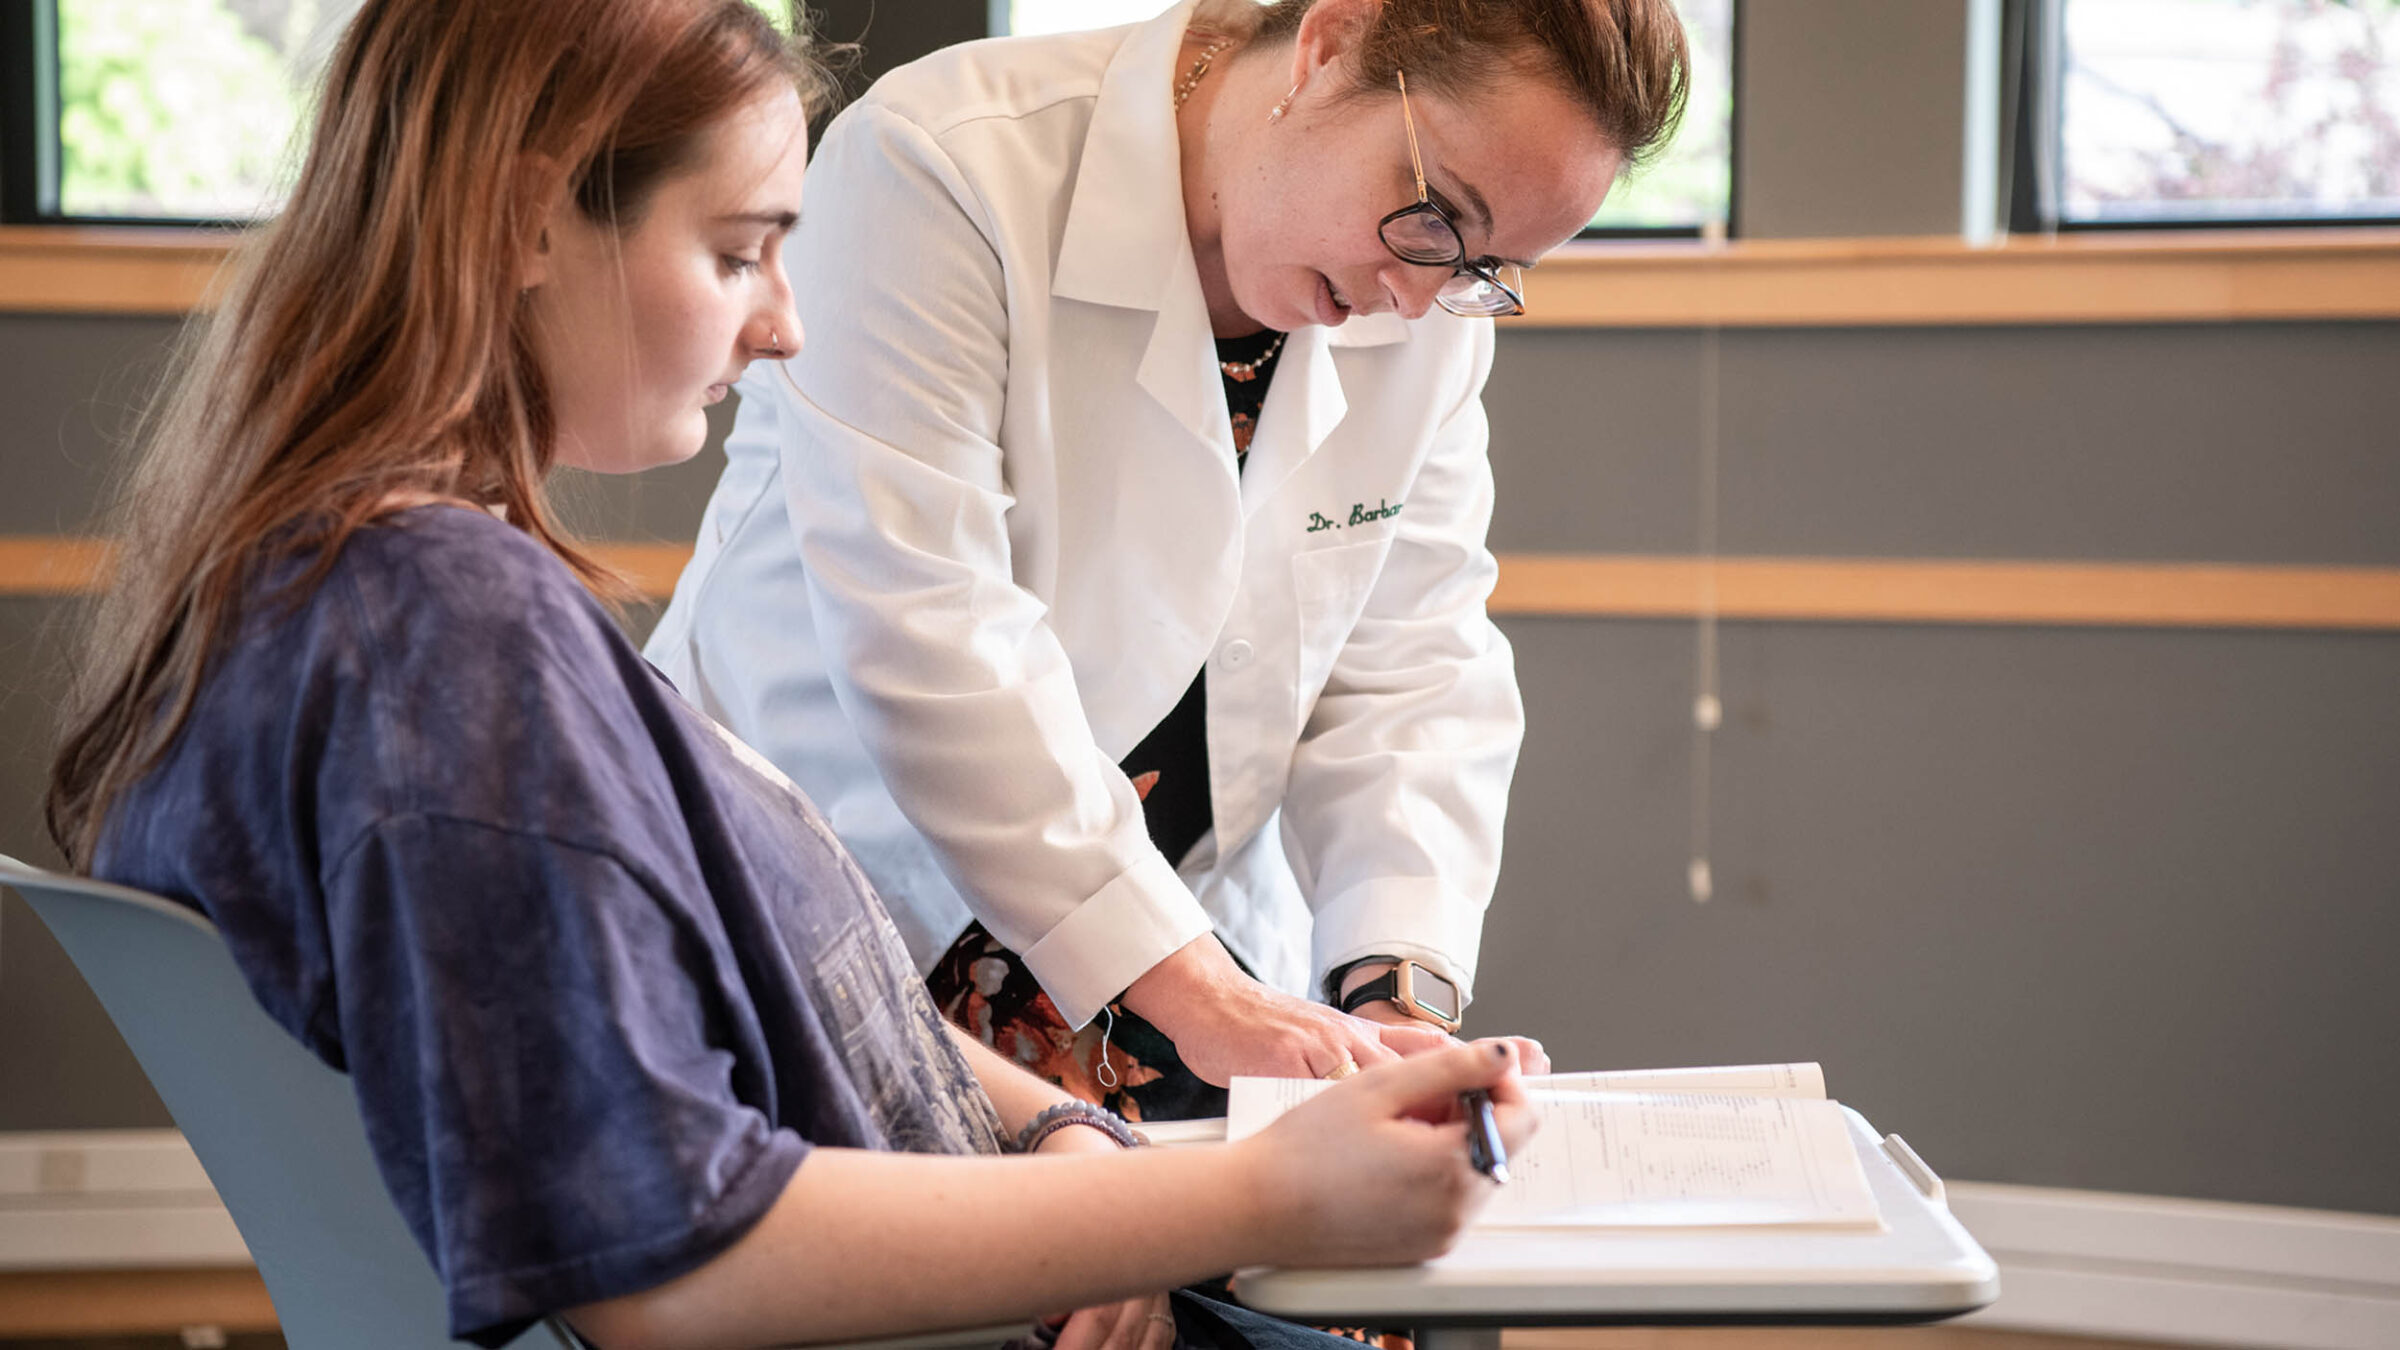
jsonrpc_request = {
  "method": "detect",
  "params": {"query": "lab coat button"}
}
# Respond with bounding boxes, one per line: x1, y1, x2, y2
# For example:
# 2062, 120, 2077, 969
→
1220, 639, 1255, 670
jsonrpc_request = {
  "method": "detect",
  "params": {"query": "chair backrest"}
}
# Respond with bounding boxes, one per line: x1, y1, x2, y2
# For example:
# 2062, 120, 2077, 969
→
2, 854, 565, 1350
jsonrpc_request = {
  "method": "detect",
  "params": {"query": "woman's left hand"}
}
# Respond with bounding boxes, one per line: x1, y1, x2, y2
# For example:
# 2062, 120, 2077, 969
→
1048, 1291, 1177, 1350
1347, 1003, 1551, 1075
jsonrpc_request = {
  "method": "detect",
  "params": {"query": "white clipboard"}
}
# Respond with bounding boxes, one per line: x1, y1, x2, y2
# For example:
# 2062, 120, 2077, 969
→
1180, 1107, 1998, 1327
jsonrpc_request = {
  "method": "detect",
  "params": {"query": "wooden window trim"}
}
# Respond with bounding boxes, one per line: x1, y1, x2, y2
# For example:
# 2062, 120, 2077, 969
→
1508, 228, 2400, 328
5, 225, 2400, 325
0, 225, 238, 316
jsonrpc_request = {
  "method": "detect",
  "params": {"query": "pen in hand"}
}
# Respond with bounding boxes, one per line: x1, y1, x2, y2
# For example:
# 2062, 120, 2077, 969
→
1463, 1088, 1510, 1185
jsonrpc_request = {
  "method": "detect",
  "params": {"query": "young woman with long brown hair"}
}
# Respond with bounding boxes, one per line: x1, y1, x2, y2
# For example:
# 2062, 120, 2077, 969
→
45, 2, 1535, 1348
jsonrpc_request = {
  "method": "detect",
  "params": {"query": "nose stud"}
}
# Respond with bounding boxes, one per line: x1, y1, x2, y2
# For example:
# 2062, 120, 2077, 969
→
760, 328, 790, 359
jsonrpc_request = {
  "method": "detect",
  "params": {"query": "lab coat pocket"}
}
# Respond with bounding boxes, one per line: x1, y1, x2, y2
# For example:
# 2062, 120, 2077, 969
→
1291, 539, 1388, 723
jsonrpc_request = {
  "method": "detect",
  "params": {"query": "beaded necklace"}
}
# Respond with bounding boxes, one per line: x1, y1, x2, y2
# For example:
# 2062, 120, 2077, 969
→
1172, 34, 1234, 110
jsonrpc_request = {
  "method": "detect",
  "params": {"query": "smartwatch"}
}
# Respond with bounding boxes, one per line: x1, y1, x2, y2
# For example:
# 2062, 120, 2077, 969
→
1331, 958, 1463, 1034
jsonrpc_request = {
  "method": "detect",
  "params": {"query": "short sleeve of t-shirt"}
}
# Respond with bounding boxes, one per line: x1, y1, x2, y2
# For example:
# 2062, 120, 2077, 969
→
324, 812, 808, 1341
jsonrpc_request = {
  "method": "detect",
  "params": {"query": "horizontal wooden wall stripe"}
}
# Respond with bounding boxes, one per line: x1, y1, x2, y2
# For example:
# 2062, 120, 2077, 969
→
0, 1267, 276, 1338
0, 537, 111, 594
9, 224, 2400, 326
8, 537, 2400, 631
1488, 555, 2400, 631
598, 541, 699, 600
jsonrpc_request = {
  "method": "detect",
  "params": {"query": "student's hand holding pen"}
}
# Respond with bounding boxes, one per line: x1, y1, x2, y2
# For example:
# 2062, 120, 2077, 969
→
1236, 1040, 1539, 1268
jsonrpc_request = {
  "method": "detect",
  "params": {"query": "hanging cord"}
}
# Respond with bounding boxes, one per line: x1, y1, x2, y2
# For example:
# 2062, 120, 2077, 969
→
1689, 323, 1723, 905
1094, 1005, 1119, 1089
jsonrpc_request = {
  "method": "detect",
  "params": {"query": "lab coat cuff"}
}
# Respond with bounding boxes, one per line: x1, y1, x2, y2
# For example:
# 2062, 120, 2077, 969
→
1310, 880, 1483, 1010
1020, 852, 1214, 1029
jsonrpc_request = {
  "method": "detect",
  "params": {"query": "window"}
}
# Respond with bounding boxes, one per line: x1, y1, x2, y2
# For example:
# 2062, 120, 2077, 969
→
1, 0, 796, 225
2046, 0, 2400, 227
1000, 0, 1739, 238
1588, 0, 1733, 236
52, 0, 364, 222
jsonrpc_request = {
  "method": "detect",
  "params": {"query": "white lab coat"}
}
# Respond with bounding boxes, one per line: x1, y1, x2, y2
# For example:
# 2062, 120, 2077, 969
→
644, 0, 1523, 1028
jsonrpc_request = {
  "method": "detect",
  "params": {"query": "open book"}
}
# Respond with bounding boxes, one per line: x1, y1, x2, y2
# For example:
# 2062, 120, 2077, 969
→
1225, 1062, 1883, 1230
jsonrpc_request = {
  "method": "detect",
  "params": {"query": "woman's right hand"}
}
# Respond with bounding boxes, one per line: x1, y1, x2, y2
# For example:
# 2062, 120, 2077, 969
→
1234, 1040, 1538, 1268
1123, 936, 1453, 1085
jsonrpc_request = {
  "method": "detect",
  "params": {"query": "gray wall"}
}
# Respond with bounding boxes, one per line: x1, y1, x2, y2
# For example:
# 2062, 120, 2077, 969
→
7, 0, 2399, 1219
1472, 331, 2400, 1214
1736, 0, 1974, 238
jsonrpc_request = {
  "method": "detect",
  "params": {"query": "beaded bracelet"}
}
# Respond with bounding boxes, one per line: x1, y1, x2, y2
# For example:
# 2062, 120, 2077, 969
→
1010, 1099, 1146, 1154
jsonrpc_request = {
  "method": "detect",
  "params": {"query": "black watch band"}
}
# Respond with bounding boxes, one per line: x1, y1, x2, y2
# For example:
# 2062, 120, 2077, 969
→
1323, 956, 1377, 1005
1336, 967, 1408, 1014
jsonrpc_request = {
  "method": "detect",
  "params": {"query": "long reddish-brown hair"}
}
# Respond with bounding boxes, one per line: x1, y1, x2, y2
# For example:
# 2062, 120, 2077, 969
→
47, 0, 840, 867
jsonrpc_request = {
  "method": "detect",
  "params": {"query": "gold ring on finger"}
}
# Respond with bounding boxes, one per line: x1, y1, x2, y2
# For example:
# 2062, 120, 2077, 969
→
1321, 1056, 1359, 1081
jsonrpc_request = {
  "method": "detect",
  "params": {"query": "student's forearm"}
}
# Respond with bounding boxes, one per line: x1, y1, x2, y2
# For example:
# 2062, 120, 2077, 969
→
567, 1143, 1265, 1350
570, 1041, 1542, 1350
945, 1021, 1077, 1134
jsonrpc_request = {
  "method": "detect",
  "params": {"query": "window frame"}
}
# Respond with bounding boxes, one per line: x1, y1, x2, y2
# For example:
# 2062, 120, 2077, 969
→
2012, 0, 2400, 234
0, 0, 61, 226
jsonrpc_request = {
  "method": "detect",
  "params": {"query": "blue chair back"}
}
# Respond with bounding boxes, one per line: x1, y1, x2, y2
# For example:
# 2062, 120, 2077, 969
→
2, 854, 570, 1350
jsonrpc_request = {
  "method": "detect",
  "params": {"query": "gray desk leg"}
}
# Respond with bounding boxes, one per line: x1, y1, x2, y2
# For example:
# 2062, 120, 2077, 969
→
1415, 1327, 1501, 1350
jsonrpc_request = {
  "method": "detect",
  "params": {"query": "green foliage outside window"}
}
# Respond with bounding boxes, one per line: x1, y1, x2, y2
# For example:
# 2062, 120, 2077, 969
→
55, 0, 792, 221
59, 0, 310, 219
745, 0, 797, 34
1586, 0, 1733, 232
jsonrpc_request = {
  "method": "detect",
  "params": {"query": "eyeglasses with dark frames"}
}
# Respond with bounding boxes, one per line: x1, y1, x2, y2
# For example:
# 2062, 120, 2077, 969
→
1377, 71, 1527, 319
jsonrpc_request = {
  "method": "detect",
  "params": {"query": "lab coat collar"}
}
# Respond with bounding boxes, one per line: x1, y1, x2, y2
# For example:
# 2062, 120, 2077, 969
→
1051, 0, 1197, 313
1050, 1, 1226, 454
1238, 324, 1346, 511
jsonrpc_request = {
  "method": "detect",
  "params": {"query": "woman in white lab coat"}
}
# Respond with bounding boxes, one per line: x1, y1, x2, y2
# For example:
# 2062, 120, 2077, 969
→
648, 0, 1688, 1119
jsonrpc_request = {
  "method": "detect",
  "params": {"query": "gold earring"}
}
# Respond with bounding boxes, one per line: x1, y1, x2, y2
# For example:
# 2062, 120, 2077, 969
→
1269, 83, 1299, 123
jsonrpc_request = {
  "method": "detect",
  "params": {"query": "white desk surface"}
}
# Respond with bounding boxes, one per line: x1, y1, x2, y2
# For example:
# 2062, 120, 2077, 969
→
1219, 1108, 1999, 1326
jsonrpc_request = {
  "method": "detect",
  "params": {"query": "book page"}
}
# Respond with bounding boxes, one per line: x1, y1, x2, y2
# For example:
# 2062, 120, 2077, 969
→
1532, 1062, 1826, 1099
1480, 1091, 1880, 1229
1227, 1073, 1881, 1230
1225, 1062, 1824, 1140
1226, 1074, 1334, 1141
1132, 1116, 1229, 1147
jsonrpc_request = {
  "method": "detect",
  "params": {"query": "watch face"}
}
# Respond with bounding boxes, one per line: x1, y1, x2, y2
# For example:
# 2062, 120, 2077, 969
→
1403, 964, 1461, 1021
